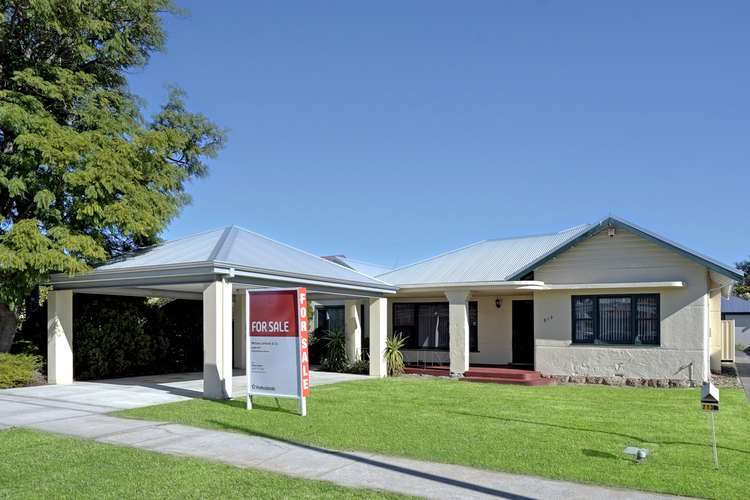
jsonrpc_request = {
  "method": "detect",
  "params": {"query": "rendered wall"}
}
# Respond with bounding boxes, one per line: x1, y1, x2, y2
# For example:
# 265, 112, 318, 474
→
708, 279, 723, 373
534, 228, 709, 382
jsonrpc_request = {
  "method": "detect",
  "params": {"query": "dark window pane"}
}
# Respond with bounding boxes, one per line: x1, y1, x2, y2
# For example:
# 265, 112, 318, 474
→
325, 307, 345, 332
598, 297, 632, 344
416, 303, 449, 349
469, 301, 478, 352
393, 303, 417, 347
636, 295, 659, 345
573, 297, 595, 343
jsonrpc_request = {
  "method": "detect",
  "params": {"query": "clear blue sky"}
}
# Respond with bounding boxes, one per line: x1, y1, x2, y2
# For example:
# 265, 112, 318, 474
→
127, 1, 749, 270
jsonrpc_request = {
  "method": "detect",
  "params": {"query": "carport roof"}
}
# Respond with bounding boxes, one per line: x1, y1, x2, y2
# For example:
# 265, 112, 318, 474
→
50, 226, 397, 294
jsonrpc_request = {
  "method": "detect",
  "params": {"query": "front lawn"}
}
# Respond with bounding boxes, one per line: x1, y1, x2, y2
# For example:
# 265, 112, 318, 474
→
0, 428, 403, 499
117, 377, 750, 499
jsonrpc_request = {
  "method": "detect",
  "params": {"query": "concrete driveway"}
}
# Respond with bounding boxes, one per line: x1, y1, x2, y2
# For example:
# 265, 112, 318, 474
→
0, 370, 368, 428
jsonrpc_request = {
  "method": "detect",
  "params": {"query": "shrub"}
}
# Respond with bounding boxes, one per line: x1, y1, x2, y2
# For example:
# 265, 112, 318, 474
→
0, 353, 43, 388
347, 357, 369, 374
320, 329, 348, 372
384, 334, 406, 376
14, 294, 203, 381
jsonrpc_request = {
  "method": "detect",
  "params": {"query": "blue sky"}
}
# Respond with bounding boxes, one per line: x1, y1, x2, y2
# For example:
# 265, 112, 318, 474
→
128, 1, 749, 270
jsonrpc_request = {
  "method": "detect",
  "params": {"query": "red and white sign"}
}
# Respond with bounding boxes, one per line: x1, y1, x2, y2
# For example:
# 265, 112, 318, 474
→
246, 288, 309, 415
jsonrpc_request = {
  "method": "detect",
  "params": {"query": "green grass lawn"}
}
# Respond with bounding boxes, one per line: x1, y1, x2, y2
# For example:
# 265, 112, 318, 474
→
0, 428, 403, 499
117, 377, 750, 499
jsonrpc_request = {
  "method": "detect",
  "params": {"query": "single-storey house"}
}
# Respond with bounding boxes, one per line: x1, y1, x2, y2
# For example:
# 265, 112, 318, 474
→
47, 216, 742, 398
722, 295, 750, 349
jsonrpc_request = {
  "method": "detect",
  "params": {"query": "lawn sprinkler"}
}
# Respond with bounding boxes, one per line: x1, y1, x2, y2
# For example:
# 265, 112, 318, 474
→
623, 446, 650, 463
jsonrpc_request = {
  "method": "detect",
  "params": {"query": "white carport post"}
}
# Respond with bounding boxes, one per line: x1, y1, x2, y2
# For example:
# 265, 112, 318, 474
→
446, 289, 471, 377
369, 297, 387, 377
344, 300, 362, 362
47, 290, 74, 384
203, 279, 233, 399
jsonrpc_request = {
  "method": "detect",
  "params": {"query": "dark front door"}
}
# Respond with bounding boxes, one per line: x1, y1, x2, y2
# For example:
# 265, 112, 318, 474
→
512, 300, 534, 366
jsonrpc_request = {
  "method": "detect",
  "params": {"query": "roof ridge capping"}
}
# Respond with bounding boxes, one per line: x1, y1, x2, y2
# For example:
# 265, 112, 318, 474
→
377, 223, 595, 279
484, 223, 592, 243
376, 240, 488, 277
98, 226, 228, 267
507, 215, 744, 281
216, 225, 397, 287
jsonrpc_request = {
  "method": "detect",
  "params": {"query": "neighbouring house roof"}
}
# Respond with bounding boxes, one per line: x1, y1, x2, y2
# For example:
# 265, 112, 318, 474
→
377, 216, 744, 287
61, 226, 396, 291
321, 255, 393, 278
377, 224, 592, 286
723, 296, 750, 314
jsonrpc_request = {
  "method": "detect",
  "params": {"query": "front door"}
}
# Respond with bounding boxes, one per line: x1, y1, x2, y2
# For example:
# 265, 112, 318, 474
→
512, 300, 534, 366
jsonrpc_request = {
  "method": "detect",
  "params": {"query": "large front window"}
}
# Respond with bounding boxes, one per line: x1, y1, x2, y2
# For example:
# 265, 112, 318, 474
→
572, 294, 659, 345
393, 302, 478, 350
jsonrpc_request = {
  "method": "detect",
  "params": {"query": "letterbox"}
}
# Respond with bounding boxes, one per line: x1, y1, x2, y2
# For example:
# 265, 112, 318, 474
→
701, 382, 719, 412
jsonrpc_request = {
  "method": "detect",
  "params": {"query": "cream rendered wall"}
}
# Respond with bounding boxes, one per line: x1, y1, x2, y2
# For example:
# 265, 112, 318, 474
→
388, 295, 531, 365
534, 228, 709, 382
708, 279, 722, 373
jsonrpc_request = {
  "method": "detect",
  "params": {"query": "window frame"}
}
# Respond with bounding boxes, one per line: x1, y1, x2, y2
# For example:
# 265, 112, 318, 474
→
571, 294, 660, 346
392, 301, 479, 352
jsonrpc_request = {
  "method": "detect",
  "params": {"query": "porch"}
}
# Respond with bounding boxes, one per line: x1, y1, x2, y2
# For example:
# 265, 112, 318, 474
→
403, 365, 550, 385
344, 284, 541, 377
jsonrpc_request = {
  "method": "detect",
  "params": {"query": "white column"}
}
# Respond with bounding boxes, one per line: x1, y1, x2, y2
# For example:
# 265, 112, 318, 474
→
203, 280, 233, 399
446, 289, 471, 376
47, 290, 73, 384
232, 293, 247, 369
345, 300, 362, 362
369, 297, 387, 377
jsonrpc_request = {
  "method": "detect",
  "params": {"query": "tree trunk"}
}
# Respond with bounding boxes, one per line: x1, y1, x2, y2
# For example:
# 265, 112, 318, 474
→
0, 303, 18, 352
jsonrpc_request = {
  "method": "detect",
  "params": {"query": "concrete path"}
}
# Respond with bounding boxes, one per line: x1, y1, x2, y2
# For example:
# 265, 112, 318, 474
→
735, 350, 750, 400
0, 369, 367, 415
0, 372, 682, 500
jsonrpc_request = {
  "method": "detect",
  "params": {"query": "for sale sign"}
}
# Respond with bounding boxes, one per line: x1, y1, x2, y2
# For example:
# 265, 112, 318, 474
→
246, 288, 309, 415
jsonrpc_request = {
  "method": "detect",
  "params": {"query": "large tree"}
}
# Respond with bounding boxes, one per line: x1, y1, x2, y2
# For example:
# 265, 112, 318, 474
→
0, 0, 225, 351
736, 258, 750, 297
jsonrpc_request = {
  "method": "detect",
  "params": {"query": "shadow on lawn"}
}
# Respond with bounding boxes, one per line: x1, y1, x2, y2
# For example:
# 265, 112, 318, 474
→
448, 410, 750, 456
208, 418, 536, 499
215, 397, 300, 416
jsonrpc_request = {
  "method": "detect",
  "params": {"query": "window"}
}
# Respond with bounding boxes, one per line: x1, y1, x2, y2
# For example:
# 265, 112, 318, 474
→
572, 294, 659, 345
317, 306, 345, 333
393, 302, 478, 351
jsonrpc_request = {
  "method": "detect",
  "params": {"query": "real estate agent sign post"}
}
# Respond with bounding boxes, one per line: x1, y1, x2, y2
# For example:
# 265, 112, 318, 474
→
246, 288, 310, 416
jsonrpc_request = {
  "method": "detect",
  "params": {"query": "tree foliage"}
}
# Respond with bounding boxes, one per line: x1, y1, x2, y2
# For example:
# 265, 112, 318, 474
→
0, 0, 225, 349
735, 258, 750, 297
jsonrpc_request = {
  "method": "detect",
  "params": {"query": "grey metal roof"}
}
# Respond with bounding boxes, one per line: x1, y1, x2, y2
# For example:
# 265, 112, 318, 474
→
321, 255, 393, 278
377, 225, 592, 285
95, 226, 395, 290
723, 296, 750, 314
377, 216, 744, 286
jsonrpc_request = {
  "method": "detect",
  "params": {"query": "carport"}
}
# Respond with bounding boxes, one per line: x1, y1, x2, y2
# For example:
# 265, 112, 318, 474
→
47, 226, 397, 399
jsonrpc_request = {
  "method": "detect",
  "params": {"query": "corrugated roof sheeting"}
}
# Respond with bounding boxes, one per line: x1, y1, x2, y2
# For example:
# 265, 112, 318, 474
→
723, 296, 750, 313
334, 257, 393, 277
216, 227, 390, 285
96, 226, 392, 288
377, 225, 592, 285
99, 229, 224, 269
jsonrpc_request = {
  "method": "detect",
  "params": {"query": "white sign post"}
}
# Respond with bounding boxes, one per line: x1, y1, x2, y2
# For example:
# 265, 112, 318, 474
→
246, 288, 310, 416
